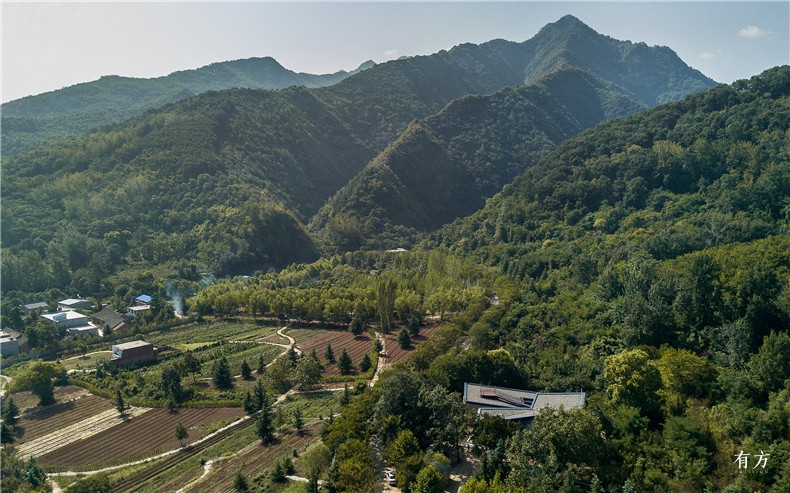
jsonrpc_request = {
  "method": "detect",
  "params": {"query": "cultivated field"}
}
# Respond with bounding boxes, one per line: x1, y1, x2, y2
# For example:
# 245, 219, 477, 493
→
296, 329, 373, 376
181, 423, 322, 493
14, 394, 112, 443
10, 385, 91, 414
17, 406, 150, 458
381, 322, 443, 366
39, 407, 245, 469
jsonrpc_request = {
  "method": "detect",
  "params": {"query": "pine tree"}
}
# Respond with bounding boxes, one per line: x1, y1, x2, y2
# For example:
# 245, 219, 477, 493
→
257, 353, 266, 375
359, 352, 372, 373
349, 315, 364, 336
256, 393, 274, 444
233, 471, 249, 492
253, 378, 267, 411
115, 389, 125, 415
397, 327, 411, 349
292, 406, 304, 431
2, 397, 20, 426
175, 421, 188, 447
212, 356, 233, 389
337, 347, 353, 375
408, 312, 423, 336
242, 391, 256, 414
240, 359, 252, 380
324, 342, 335, 363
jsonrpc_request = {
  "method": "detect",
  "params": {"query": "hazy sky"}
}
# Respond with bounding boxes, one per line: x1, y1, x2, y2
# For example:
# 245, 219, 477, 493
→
2, 1, 788, 103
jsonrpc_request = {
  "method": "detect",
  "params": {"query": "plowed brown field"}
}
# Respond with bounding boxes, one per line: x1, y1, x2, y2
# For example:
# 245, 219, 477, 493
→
381, 322, 443, 365
15, 394, 113, 443
38, 407, 245, 469
297, 330, 373, 376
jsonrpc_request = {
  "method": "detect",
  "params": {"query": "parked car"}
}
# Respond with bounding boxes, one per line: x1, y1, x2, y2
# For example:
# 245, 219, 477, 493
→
386, 471, 396, 485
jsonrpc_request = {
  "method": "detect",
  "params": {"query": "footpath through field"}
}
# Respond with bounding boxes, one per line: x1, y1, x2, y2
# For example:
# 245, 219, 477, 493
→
48, 325, 389, 491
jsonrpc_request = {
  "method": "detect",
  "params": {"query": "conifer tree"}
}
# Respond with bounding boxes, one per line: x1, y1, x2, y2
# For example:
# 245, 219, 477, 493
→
212, 356, 233, 389
240, 359, 252, 380
324, 342, 335, 363
256, 392, 274, 444
397, 327, 411, 349
337, 347, 353, 375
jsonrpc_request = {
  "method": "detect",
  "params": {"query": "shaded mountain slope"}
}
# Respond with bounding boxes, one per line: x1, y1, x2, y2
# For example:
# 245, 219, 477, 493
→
424, 66, 790, 274
310, 68, 646, 251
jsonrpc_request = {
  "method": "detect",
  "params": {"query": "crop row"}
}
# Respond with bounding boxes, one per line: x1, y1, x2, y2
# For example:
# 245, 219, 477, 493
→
296, 329, 373, 376
18, 406, 150, 458
16, 395, 113, 443
146, 320, 280, 347
38, 407, 244, 468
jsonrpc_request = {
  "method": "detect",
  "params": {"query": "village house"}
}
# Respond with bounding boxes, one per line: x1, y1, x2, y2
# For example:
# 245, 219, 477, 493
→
0, 329, 22, 357
463, 382, 586, 424
20, 302, 49, 315
91, 307, 130, 332
112, 340, 156, 367
41, 311, 100, 337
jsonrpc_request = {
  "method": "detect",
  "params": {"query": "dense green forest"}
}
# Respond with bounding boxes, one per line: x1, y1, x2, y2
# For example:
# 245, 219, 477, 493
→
1, 16, 715, 299
310, 68, 645, 251
1, 57, 373, 157
136, 66, 790, 492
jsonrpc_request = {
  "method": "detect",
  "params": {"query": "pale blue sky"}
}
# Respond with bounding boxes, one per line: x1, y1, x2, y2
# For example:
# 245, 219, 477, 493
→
2, 1, 788, 103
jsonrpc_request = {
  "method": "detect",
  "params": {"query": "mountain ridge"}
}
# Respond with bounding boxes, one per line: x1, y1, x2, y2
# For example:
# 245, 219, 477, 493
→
0, 57, 374, 156
1, 16, 719, 291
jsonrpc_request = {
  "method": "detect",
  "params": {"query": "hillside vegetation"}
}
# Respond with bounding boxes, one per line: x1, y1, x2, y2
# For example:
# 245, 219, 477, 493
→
179, 66, 790, 493
310, 68, 645, 250
1, 16, 715, 296
1, 57, 374, 156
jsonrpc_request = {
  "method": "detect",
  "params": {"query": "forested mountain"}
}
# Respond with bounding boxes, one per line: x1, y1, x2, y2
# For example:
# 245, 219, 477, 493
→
310, 68, 645, 251
188, 66, 790, 493
1, 16, 716, 296
1, 57, 374, 156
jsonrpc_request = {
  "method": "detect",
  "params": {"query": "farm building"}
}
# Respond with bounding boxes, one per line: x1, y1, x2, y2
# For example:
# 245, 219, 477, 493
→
135, 294, 152, 305
463, 383, 585, 424
58, 298, 93, 311
1, 329, 21, 357
112, 340, 156, 367
21, 302, 49, 315
41, 311, 100, 337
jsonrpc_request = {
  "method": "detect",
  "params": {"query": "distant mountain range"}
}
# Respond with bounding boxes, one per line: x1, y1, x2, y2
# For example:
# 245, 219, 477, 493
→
2, 15, 720, 292
1, 57, 375, 156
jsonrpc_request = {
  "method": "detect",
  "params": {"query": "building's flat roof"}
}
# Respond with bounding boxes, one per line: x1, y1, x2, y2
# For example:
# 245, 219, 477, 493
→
464, 383, 585, 421
113, 340, 153, 350
42, 311, 89, 322
127, 305, 150, 312
59, 298, 90, 305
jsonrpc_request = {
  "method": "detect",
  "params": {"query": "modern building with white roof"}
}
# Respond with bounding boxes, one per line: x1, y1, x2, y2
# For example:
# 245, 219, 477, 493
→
463, 382, 586, 423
